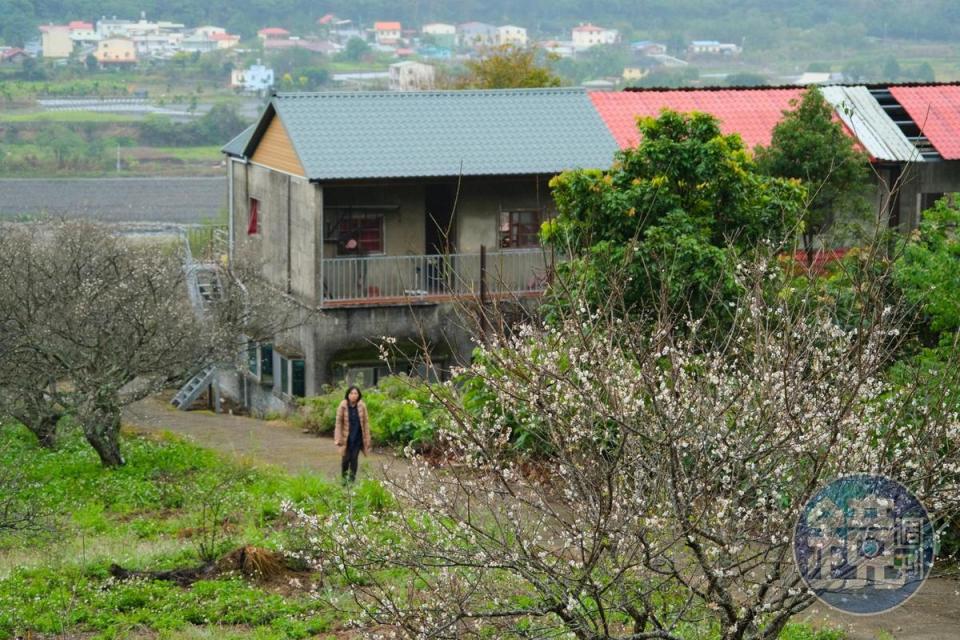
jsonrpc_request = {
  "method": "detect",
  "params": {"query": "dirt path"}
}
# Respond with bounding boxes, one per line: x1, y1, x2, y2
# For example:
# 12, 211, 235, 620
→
122, 396, 959, 639
122, 395, 406, 482
798, 575, 960, 639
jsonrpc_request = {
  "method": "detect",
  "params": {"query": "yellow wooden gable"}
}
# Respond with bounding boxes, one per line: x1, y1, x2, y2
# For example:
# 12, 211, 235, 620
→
250, 115, 306, 177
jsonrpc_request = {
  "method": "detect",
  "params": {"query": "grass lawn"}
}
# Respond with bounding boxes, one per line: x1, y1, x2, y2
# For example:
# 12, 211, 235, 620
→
0, 421, 388, 639
148, 146, 224, 162
0, 420, 847, 640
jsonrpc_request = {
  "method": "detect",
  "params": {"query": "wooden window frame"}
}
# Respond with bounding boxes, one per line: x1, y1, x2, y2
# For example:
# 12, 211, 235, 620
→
499, 208, 542, 249
336, 211, 385, 256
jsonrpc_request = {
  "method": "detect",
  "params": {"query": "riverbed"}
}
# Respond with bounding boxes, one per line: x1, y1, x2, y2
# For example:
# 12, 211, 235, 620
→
0, 177, 226, 224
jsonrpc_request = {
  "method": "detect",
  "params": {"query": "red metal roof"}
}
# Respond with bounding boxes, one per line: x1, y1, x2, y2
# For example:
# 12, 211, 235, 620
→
590, 88, 805, 150
258, 27, 290, 36
889, 85, 960, 159
375, 22, 402, 31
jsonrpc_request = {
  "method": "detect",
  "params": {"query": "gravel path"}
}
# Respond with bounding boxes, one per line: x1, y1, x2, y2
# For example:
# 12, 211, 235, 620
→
0, 177, 225, 223
121, 396, 960, 639
122, 395, 405, 483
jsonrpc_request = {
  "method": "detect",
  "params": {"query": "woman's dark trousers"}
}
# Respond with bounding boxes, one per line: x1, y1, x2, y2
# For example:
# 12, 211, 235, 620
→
342, 443, 361, 482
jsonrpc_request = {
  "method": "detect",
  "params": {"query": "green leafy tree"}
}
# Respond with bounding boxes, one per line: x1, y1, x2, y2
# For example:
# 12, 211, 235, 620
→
455, 45, 562, 89
755, 86, 871, 258
36, 124, 84, 168
894, 197, 960, 343
544, 109, 805, 317
910, 61, 936, 82
340, 37, 371, 62
882, 56, 901, 80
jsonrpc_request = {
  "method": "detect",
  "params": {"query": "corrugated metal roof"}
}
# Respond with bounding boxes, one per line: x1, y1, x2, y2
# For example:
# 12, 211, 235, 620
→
821, 86, 922, 162
246, 88, 619, 180
222, 124, 255, 157
889, 85, 960, 160
590, 88, 805, 149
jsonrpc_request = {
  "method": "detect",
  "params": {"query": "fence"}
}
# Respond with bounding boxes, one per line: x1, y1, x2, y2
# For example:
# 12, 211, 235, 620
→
321, 248, 556, 304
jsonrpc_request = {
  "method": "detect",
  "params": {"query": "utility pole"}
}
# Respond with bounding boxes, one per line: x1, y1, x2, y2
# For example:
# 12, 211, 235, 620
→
116, 144, 120, 172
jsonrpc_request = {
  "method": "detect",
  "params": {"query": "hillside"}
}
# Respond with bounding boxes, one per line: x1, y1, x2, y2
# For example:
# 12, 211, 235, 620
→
3, 0, 960, 47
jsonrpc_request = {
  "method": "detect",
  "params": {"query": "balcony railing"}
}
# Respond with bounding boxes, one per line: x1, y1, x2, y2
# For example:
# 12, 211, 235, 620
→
321, 248, 557, 305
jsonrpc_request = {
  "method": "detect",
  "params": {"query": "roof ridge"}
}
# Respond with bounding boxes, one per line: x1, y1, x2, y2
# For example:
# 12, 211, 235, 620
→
623, 80, 960, 93
273, 87, 587, 99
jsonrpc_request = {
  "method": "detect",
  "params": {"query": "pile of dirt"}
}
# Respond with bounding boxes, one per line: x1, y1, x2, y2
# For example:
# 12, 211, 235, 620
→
109, 545, 291, 586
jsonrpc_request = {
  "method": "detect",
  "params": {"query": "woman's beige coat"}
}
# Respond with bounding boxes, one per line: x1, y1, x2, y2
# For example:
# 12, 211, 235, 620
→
333, 399, 372, 456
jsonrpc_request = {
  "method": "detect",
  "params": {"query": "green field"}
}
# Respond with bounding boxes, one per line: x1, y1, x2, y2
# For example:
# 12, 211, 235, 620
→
0, 110, 141, 123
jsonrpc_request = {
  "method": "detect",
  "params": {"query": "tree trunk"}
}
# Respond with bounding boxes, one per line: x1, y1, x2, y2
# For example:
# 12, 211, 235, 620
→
803, 229, 816, 272
80, 400, 125, 467
11, 404, 60, 449
27, 411, 60, 449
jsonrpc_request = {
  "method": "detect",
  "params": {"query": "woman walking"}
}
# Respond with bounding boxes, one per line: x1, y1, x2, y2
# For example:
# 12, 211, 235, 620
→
334, 385, 372, 483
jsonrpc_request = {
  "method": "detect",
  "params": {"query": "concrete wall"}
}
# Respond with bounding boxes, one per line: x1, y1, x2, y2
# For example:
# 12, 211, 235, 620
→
323, 184, 426, 257
891, 160, 960, 230
454, 176, 556, 253
233, 161, 322, 304
226, 168, 554, 407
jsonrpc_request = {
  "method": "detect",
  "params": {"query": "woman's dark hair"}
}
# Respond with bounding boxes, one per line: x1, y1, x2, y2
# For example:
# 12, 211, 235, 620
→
344, 385, 362, 401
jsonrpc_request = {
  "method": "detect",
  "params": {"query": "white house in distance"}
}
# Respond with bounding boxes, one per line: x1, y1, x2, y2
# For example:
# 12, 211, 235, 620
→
422, 22, 456, 48
231, 63, 275, 93
374, 22, 402, 45
388, 60, 435, 91
688, 40, 742, 55
68, 21, 99, 46
97, 13, 185, 39
496, 25, 528, 47
457, 22, 497, 48
39, 25, 73, 58
571, 23, 619, 49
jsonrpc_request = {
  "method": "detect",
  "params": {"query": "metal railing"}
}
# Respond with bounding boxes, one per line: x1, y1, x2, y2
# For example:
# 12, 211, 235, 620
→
185, 224, 228, 262
321, 248, 556, 304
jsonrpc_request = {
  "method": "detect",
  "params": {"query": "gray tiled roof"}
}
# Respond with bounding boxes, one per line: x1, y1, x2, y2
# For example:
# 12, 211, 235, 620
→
236, 88, 620, 180
221, 124, 256, 157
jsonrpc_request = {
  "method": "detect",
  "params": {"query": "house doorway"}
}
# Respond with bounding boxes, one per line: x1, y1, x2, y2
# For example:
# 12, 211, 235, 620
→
424, 184, 457, 294
424, 183, 457, 255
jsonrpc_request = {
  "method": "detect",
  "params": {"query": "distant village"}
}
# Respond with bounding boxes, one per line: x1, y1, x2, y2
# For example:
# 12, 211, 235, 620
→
0, 11, 779, 93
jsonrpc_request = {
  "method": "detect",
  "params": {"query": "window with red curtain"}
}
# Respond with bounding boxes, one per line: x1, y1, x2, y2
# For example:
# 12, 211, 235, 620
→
337, 213, 383, 255
247, 198, 260, 235
499, 209, 541, 248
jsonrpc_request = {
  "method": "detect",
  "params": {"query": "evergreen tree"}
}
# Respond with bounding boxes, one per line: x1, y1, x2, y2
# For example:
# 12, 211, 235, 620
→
756, 87, 871, 258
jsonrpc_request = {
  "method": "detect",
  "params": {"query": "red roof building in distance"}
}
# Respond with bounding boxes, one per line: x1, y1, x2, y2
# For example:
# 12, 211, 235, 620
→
890, 84, 960, 160
258, 27, 290, 39
573, 23, 604, 32
68, 21, 94, 30
590, 88, 804, 150
0, 47, 27, 62
375, 22, 402, 31
317, 14, 336, 25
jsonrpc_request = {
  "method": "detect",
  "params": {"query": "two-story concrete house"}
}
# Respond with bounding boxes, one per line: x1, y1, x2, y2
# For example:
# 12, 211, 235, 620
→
220, 83, 960, 412
220, 88, 618, 410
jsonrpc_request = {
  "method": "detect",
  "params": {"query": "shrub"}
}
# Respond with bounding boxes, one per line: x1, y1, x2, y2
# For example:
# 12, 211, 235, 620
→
297, 374, 438, 449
